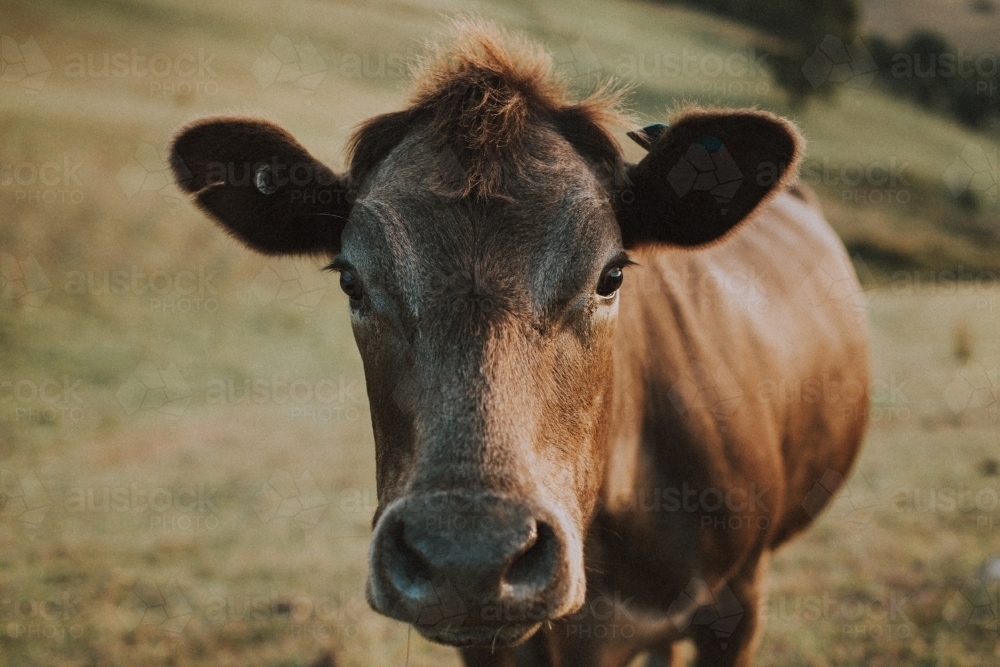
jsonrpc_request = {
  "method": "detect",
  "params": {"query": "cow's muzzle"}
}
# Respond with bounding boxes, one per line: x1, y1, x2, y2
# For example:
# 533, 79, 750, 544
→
366, 491, 581, 647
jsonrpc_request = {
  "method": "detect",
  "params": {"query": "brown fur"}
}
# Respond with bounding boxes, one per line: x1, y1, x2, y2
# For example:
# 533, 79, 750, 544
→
347, 21, 628, 197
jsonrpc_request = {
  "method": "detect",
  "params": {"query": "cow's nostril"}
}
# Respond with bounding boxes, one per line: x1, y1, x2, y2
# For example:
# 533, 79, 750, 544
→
503, 520, 558, 593
389, 522, 436, 599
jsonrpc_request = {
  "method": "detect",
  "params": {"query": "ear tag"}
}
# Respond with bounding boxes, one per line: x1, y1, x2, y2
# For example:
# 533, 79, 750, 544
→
255, 164, 280, 195
626, 123, 669, 151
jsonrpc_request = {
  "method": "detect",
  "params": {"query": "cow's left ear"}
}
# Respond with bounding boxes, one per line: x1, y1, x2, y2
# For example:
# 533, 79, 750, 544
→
614, 109, 803, 248
170, 117, 352, 256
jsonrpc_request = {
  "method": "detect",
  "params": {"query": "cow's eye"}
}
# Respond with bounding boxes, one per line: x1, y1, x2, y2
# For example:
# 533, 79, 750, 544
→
340, 271, 363, 302
596, 266, 624, 297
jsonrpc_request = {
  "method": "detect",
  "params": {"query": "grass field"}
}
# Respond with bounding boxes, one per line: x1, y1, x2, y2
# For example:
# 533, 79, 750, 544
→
2, 0, 1000, 665
861, 0, 1000, 53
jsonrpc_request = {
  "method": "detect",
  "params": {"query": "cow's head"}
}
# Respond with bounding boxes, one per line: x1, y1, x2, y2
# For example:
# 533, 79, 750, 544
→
170, 25, 801, 648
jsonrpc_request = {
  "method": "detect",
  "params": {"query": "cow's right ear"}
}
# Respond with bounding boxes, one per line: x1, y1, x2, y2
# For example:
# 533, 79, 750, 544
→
614, 109, 802, 249
170, 117, 352, 256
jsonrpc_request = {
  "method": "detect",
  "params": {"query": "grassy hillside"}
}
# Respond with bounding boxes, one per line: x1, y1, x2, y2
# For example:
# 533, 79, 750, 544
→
2, 0, 999, 665
861, 0, 1000, 53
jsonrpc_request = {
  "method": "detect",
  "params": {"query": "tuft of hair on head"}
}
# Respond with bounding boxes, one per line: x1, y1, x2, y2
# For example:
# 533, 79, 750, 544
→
347, 18, 631, 197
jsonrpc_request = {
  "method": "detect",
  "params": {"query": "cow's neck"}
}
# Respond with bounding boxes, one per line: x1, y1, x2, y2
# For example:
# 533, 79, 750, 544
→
600, 274, 659, 513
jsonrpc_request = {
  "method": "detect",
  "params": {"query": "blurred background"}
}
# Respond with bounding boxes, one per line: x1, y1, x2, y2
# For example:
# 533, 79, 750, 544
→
1, 0, 999, 664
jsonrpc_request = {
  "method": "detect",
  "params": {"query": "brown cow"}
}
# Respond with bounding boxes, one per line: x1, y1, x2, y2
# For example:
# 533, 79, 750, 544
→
170, 22, 868, 667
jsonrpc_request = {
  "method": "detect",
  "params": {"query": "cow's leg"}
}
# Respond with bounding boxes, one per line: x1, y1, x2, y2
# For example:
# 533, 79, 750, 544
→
689, 556, 768, 667
460, 646, 519, 667
644, 640, 675, 667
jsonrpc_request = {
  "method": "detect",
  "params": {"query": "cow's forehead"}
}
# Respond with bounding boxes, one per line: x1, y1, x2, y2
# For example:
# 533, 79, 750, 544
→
339, 128, 622, 316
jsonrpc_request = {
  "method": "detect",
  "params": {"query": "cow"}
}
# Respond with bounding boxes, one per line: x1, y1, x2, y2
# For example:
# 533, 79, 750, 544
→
169, 22, 868, 667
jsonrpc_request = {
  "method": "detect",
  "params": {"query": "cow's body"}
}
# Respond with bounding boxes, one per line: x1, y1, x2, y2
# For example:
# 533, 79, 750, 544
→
170, 22, 868, 667
460, 190, 868, 666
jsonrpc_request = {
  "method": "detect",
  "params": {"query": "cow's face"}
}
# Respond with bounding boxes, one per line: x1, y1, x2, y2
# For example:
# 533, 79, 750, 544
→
170, 99, 800, 645
337, 123, 625, 646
